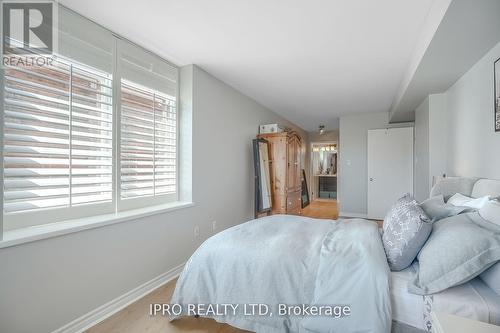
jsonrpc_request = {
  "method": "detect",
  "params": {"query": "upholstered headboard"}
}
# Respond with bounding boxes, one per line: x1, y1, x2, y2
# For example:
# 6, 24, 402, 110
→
471, 179, 500, 199
430, 177, 500, 201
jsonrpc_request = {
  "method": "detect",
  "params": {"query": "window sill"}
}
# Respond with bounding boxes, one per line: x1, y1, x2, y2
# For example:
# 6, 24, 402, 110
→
0, 201, 194, 249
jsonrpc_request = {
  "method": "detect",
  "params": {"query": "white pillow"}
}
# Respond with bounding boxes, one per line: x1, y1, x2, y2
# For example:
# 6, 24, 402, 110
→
479, 200, 500, 226
447, 193, 490, 209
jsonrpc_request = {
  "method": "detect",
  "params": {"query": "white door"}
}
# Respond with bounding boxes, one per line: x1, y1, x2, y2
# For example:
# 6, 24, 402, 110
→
367, 127, 413, 219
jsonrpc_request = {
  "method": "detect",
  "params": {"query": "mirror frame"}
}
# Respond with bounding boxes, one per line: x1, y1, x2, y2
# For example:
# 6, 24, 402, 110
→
253, 138, 272, 216
301, 169, 310, 208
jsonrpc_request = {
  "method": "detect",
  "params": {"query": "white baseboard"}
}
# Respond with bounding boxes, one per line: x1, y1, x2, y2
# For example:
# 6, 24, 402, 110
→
52, 262, 185, 333
339, 211, 368, 219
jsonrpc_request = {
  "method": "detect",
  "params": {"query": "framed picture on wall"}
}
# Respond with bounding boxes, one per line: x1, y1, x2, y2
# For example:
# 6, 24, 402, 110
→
495, 57, 500, 132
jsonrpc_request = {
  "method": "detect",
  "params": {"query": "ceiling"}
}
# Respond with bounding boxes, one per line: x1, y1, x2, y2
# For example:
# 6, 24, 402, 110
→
59, 0, 438, 131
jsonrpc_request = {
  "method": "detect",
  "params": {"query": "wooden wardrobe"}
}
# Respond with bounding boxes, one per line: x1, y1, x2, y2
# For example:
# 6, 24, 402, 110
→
257, 131, 302, 215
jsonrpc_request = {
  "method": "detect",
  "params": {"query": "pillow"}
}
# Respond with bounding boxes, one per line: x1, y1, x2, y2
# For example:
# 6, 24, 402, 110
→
420, 194, 444, 205
479, 200, 500, 226
480, 261, 500, 296
408, 212, 500, 295
419, 195, 470, 222
382, 194, 432, 271
447, 193, 490, 209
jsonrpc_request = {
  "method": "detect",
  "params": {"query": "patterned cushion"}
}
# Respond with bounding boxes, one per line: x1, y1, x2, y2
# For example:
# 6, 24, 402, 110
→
382, 194, 432, 271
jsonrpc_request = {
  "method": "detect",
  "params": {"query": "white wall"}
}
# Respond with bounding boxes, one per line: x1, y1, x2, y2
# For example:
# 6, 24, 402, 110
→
445, 40, 500, 179
0, 65, 307, 333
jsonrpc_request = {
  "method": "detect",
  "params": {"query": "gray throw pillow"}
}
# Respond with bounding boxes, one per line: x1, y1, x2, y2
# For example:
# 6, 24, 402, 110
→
408, 212, 500, 295
382, 194, 432, 271
420, 195, 473, 222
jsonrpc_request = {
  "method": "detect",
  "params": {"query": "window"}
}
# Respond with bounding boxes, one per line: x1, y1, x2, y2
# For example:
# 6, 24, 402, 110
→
2, 6, 179, 231
120, 81, 177, 201
117, 39, 178, 210
3, 59, 114, 228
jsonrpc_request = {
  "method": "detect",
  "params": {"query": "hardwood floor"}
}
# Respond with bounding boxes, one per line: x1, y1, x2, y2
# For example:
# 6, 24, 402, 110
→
301, 200, 383, 227
86, 278, 249, 333
301, 199, 338, 219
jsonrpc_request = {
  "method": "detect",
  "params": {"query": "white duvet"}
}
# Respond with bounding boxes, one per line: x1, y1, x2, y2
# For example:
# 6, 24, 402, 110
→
170, 215, 391, 332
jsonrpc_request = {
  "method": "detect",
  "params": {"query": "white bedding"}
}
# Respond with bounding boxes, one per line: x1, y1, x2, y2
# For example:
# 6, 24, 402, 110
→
391, 267, 500, 331
170, 215, 391, 332
169, 214, 500, 332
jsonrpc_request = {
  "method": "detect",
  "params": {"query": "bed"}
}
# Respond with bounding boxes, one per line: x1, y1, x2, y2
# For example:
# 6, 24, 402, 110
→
171, 178, 500, 332
171, 215, 391, 332
392, 177, 500, 332
391, 267, 500, 332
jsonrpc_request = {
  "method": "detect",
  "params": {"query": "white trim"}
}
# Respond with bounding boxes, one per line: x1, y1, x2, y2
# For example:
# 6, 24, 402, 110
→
0, 201, 194, 248
118, 193, 178, 212
52, 262, 185, 333
0, 58, 4, 240
112, 37, 120, 212
339, 211, 368, 219
4, 202, 115, 231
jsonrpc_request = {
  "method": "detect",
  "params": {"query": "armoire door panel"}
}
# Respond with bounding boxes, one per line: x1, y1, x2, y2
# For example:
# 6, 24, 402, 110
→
273, 195, 287, 214
257, 132, 302, 216
286, 190, 301, 214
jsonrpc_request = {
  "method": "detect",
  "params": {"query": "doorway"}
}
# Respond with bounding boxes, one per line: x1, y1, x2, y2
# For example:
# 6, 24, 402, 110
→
304, 142, 338, 219
367, 127, 414, 219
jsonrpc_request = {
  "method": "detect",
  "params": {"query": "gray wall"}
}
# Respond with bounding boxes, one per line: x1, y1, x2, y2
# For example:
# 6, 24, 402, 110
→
0, 65, 307, 333
445, 40, 500, 179
338, 112, 393, 216
414, 40, 500, 195
428, 94, 447, 184
414, 93, 447, 202
308, 130, 339, 143
414, 97, 430, 202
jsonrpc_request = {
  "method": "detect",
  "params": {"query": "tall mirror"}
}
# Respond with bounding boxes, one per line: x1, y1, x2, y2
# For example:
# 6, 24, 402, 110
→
253, 139, 272, 216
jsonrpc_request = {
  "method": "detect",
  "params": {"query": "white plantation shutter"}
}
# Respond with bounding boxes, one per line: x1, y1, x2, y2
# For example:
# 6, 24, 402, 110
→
120, 82, 155, 198
120, 82, 176, 199
4, 62, 72, 213
153, 93, 177, 195
118, 39, 178, 209
2, 5, 179, 231
68, 64, 113, 205
3, 59, 114, 228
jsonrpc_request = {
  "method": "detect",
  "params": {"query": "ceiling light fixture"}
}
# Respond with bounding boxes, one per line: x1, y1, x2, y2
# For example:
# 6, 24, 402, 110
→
318, 125, 325, 135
